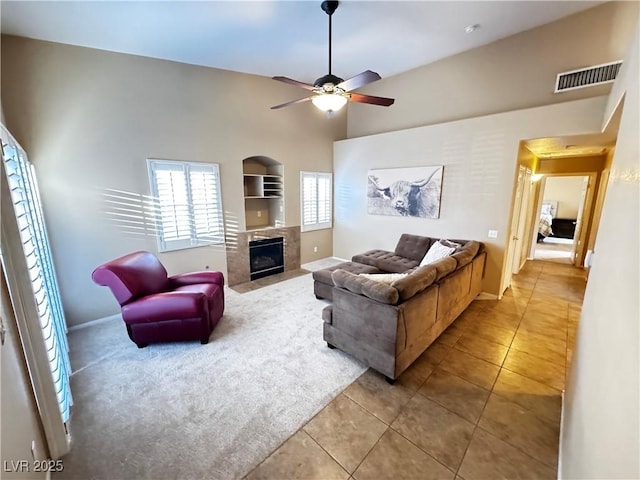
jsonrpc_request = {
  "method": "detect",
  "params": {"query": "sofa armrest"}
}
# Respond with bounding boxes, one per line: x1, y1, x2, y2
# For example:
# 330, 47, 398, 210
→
331, 269, 399, 305
169, 271, 224, 288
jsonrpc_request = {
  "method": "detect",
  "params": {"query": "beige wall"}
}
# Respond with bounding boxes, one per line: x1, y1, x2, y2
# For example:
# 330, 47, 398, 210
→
1, 35, 345, 326
300, 228, 334, 264
1, 267, 48, 479
333, 97, 607, 297
348, 1, 639, 138
543, 176, 586, 218
585, 149, 614, 253
560, 22, 639, 479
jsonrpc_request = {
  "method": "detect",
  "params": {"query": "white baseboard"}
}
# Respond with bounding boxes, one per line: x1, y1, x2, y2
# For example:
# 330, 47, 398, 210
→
332, 256, 350, 262
67, 314, 120, 332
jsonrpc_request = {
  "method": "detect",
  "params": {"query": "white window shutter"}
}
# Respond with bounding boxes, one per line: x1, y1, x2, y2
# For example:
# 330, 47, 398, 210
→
301, 172, 332, 232
1, 127, 73, 427
148, 160, 224, 252
189, 164, 224, 244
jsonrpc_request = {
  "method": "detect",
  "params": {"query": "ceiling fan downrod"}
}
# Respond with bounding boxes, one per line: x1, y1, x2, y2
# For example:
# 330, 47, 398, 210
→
322, 1, 339, 76
315, 1, 343, 88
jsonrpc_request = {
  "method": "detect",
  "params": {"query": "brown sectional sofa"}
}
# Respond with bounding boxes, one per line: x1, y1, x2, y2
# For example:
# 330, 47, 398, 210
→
319, 234, 486, 381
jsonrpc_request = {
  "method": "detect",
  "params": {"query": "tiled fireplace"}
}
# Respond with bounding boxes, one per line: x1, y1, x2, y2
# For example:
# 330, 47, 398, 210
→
249, 237, 284, 280
225, 226, 300, 286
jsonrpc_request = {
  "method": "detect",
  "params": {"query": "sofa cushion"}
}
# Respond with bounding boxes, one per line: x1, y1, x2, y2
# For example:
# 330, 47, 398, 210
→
312, 261, 382, 285
393, 234, 433, 262
351, 250, 419, 273
392, 265, 438, 302
451, 241, 480, 268
359, 273, 409, 284
322, 305, 333, 325
332, 269, 399, 305
432, 256, 458, 281
420, 241, 456, 266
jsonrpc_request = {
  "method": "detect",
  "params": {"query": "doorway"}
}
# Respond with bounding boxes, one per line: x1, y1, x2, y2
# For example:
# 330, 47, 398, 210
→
535, 175, 589, 264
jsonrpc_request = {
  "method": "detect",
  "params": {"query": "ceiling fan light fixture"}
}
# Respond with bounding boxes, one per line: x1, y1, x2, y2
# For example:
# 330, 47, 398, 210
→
312, 93, 348, 112
270, 1, 394, 112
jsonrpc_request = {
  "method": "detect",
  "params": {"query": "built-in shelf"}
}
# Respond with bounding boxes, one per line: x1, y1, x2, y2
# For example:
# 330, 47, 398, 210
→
242, 157, 284, 231
243, 174, 283, 198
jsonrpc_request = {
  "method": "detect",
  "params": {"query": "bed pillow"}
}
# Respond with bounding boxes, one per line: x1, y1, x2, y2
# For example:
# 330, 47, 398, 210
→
358, 273, 408, 285
420, 241, 456, 266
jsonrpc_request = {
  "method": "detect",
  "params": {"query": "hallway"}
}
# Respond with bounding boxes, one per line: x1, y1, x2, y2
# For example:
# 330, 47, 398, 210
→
534, 237, 574, 264
247, 260, 585, 479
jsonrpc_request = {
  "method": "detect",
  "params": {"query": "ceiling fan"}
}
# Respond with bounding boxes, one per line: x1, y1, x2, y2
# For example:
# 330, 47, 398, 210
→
271, 0, 395, 114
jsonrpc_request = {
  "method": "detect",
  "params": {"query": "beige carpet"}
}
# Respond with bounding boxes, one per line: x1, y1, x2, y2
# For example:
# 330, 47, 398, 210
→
58, 272, 365, 480
534, 237, 574, 264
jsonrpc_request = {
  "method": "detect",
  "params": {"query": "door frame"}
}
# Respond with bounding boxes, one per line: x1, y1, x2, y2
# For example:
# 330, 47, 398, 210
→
528, 173, 597, 267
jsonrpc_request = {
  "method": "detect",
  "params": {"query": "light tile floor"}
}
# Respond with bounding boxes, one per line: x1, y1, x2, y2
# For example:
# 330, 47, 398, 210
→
245, 260, 585, 479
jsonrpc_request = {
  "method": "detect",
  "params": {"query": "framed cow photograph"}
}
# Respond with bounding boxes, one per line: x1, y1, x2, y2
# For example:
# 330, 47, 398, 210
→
367, 165, 444, 218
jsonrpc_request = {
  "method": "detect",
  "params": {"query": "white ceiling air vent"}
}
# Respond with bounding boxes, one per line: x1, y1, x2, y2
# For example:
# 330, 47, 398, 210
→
554, 60, 622, 93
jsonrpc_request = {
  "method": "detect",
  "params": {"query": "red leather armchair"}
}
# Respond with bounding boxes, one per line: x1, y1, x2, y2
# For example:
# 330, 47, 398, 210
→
91, 251, 225, 348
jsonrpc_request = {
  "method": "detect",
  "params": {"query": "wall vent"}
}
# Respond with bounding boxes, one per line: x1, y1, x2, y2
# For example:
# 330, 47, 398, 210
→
554, 61, 622, 93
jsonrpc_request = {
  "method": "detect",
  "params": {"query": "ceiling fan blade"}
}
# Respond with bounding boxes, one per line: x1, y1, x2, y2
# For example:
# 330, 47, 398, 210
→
270, 96, 313, 110
337, 70, 382, 92
272, 76, 316, 91
348, 92, 395, 107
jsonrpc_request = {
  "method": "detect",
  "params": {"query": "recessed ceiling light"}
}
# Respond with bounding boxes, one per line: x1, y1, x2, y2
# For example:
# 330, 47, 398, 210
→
465, 24, 480, 34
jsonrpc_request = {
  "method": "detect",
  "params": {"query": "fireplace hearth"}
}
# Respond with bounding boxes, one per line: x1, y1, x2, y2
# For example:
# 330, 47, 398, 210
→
249, 237, 284, 281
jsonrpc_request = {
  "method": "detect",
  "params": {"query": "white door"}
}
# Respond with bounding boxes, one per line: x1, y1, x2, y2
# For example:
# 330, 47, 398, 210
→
572, 176, 591, 266
504, 166, 526, 290
513, 168, 532, 273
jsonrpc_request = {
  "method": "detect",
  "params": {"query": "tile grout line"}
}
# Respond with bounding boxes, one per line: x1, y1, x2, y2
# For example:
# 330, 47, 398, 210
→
302, 429, 352, 478
345, 348, 461, 476
454, 267, 543, 477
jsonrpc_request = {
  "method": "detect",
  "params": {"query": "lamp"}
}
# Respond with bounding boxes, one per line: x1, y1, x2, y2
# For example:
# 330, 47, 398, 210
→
312, 93, 347, 113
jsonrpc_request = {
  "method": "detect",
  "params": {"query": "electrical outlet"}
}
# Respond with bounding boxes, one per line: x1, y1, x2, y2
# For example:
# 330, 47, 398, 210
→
488, 230, 498, 239
313, 246, 318, 253
257, 210, 262, 218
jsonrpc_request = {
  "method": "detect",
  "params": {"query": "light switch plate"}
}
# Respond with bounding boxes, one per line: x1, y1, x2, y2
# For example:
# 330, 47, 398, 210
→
488, 230, 498, 239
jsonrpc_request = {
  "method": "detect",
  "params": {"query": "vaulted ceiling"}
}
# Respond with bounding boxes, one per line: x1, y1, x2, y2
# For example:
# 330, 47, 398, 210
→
1, 1, 615, 156
1, 1, 603, 83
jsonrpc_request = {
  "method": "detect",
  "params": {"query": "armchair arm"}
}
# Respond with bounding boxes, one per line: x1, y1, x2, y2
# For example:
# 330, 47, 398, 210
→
169, 271, 224, 288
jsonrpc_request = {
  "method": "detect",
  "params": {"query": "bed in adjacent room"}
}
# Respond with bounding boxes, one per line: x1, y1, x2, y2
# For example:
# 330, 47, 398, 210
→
537, 201, 557, 242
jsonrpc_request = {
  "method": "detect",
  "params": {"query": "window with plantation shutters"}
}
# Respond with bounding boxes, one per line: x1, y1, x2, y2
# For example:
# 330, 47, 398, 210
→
147, 159, 224, 252
1, 126, 72, 424
301, 172, 332, 232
